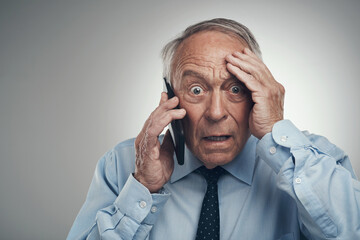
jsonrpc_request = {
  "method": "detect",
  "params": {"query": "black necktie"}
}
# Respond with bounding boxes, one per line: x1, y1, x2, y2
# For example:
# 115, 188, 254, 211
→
195, 166, 226, 240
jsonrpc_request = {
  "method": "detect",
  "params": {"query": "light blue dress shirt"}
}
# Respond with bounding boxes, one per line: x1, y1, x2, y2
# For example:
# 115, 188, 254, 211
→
67, 120, 360, 240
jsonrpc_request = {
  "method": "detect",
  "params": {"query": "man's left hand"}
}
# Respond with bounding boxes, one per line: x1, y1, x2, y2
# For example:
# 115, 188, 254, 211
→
225, 48, 285, 139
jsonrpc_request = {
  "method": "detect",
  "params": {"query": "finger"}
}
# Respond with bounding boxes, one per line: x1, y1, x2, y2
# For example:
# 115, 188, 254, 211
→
226, 63, 262, 93
158, 95, 180, 111
147, 108, 186, 137
159, 92, 168, 105
240, 48, 274, 80
235, 47, 263, 64
160, 130, 175, 159
136, 94, 175, 151
139, 97, 183, 144
152, 96, 180, 123
233, 50, 260, 66
244, 47, 260, 60
225, 54, 259, 77
227, 53, 276, 87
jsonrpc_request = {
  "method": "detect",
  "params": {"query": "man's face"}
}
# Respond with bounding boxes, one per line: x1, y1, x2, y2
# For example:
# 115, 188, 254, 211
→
172, 31, 252, 169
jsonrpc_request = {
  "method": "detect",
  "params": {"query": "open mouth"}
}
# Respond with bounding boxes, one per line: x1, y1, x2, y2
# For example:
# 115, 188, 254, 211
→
204, 135, 231, 141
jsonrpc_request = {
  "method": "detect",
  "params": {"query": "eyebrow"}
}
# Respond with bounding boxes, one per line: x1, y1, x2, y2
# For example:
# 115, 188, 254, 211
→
182, 70, 207, 80
182, 69, 238, 82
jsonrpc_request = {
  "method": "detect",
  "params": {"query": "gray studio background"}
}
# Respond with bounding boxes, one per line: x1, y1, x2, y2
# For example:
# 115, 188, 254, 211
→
1, 0, 359, 239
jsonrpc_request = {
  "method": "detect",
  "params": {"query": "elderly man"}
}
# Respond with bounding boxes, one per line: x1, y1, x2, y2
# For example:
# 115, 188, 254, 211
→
68, 18, 359, 240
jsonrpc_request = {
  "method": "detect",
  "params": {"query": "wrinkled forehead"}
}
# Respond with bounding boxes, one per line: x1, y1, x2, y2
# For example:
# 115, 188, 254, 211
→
179, 31, 246, 59
171, 31, 248, 81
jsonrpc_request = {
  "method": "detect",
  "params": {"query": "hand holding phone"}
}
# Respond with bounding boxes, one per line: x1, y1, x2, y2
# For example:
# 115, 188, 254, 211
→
134, 88, 186, 193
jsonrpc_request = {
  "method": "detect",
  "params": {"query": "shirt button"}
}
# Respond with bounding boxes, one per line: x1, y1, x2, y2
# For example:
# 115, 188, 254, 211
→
151, 206, 157, 213
139, 201, 147, 208
295, 177, 301, 184
280, 136, 288, 142
269, 146, 277, 154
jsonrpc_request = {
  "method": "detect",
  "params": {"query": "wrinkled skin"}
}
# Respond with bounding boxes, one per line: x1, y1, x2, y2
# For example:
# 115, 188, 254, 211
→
134, 31, 284, 192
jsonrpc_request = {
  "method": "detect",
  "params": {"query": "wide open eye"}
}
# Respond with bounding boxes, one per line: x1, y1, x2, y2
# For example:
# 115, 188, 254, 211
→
230, 85, 241, 94
190, 86, 203, 95
228, 83, 250, 102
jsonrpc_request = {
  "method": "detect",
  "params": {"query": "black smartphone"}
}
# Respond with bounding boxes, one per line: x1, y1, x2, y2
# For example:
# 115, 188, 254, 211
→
163, 78, 185, 165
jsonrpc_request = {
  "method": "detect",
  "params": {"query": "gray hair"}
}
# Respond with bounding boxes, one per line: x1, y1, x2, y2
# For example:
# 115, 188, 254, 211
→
161, 18, 262, 85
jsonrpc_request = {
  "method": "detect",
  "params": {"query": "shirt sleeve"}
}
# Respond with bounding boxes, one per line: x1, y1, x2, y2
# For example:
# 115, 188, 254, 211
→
67, 150, 171, 240
256, 120, 360, 239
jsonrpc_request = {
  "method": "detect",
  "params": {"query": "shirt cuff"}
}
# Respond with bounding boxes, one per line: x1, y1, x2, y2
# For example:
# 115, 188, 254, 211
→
114, 174, 171, 225
256, 119, 312, 174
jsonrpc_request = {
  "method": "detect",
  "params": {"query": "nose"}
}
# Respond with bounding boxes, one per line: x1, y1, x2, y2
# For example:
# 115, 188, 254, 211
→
205, 90, 228, 122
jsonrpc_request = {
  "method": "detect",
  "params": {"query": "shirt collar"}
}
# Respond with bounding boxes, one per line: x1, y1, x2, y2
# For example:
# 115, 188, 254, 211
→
170, 135, 258, 185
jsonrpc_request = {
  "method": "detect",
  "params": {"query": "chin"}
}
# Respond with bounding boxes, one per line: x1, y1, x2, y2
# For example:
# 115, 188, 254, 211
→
198, 152, 236, 168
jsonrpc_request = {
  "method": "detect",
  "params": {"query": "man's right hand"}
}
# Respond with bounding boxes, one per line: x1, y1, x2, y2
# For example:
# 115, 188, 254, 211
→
134, 92, 186, 193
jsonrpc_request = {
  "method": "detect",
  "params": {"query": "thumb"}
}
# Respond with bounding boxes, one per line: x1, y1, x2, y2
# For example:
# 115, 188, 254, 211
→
160, 130, 175, 159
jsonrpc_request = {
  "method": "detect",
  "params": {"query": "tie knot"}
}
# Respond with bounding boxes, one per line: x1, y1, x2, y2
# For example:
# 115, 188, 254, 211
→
195, 166, 226, 184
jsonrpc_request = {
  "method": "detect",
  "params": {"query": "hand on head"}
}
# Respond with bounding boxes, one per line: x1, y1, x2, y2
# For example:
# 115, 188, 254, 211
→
226, 48, 285, 139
